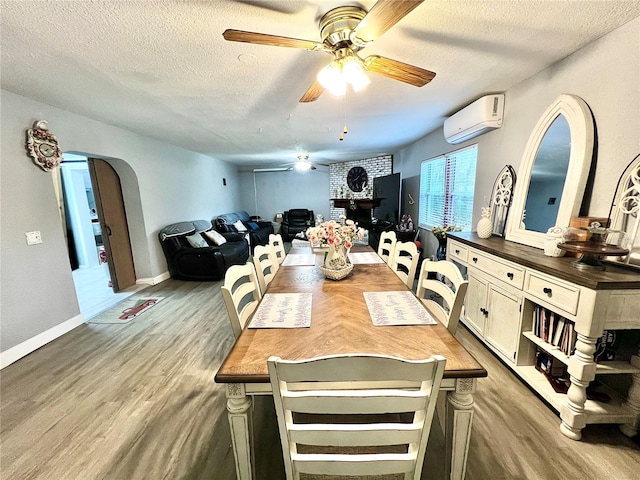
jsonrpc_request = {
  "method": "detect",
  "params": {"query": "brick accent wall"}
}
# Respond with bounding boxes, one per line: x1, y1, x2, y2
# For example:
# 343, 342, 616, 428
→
329, 155, 393, 221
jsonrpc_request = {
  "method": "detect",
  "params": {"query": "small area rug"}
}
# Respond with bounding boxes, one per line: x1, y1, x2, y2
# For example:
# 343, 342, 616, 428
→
88, 297, 165, 324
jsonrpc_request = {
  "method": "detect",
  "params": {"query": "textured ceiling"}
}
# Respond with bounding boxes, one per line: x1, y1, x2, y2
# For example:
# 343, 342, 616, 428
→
2, 1, 639, 167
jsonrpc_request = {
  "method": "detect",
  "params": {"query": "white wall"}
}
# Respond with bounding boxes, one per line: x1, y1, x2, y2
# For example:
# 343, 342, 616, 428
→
1, 91, 240, 358
395, 17, 640, 256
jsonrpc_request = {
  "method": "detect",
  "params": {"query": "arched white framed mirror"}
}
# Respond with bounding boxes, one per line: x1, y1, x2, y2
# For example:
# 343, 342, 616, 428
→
506, 94, 595, 249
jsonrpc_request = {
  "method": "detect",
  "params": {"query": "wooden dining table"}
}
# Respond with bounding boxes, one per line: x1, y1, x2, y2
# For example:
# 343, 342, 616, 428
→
215, 244, 487, 480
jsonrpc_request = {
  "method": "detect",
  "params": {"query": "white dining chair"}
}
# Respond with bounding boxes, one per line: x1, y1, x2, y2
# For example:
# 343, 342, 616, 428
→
415, 259, 468, 436
253, 244, 278, 293
377, 230, 397, 264
390, 240, 419, 288
268, 353, 446, 480
221, 262, 261, 339
415, 259, 469, 335
269, 233, 286, 267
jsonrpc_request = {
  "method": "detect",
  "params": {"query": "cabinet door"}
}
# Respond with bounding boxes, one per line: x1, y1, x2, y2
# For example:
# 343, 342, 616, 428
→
484, 284, 522, 363
465, 271, 488, 335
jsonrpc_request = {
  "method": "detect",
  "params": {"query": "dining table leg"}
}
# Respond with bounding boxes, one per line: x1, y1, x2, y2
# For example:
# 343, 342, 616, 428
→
226, 383, 255, 480
444, 378, 477, 480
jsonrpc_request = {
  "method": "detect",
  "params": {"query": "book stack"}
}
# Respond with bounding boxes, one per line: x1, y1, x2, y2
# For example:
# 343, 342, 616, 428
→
532, 306, 576, 356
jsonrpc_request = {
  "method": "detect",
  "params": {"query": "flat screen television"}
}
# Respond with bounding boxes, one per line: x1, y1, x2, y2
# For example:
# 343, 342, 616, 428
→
372, 173, 401, 226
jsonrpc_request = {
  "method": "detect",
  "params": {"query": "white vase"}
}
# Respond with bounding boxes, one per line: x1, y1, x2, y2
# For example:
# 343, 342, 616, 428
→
325, 244, 349, 269
477, 207, 493, 239
320, 244, 353, 280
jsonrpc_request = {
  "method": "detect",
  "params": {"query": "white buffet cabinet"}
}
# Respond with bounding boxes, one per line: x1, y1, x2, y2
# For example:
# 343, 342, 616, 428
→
448, 233, 640, 440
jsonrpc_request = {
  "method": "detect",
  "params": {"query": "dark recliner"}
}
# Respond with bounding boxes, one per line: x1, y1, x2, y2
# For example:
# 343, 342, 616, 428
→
281, 209, 315, 242
159, 220, 249, 281
214, 210, 274, 252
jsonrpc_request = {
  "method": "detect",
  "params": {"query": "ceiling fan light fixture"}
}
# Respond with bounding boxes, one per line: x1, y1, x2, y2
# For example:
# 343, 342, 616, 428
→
294, 160, 312, 171
317, 61, 345, 95
317, 53, 370, 96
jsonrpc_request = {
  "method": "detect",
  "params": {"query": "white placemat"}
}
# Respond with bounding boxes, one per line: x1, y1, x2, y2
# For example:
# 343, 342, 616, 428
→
282, 253, 316, 266
348, 252, 385, 264
363, 291, 437, 326
248, 293, 312, 328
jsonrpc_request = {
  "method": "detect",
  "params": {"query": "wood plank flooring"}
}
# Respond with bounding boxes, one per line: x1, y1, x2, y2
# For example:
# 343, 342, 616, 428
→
1, 278, 639, 479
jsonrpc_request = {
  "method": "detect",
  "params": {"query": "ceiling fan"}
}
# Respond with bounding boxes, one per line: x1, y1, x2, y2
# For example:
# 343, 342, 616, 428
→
223, 0, 435, 102
253, 155, 329, 172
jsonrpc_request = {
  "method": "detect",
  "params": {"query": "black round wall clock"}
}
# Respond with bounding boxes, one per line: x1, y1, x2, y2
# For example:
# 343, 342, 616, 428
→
346, 166, 368, 192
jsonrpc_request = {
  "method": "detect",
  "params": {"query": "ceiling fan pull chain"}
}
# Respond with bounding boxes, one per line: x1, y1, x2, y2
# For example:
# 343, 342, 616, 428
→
340, 93, 348, 141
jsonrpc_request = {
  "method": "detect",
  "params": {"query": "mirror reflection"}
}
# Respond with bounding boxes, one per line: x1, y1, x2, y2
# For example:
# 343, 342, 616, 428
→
522, 115, 571, 233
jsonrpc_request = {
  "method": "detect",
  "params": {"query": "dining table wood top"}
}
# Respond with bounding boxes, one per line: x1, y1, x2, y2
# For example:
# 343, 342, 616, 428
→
215, 245, 487, 384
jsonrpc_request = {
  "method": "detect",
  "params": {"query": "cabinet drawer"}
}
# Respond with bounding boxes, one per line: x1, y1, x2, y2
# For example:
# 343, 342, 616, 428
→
448, 240, 468, 263
525, 271, 580, 315
468, 250, 525, 289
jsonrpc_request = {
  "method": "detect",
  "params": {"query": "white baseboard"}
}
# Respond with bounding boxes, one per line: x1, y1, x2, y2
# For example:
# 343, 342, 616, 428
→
136, 271, 170, 286
0, 314, 85, 369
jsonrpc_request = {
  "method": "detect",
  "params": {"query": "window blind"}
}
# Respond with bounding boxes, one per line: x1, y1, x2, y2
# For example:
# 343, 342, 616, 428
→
418, 144, 478, 231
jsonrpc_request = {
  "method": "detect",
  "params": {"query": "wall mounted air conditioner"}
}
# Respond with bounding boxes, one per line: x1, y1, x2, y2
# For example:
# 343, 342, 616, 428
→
444, 94, 505, 144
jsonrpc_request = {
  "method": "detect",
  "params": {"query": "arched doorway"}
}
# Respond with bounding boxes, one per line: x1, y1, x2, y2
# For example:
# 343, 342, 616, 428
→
55, 154, 141, 319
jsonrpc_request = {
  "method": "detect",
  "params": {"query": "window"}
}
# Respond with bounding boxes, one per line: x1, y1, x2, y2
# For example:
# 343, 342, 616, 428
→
418, 144, 478, 231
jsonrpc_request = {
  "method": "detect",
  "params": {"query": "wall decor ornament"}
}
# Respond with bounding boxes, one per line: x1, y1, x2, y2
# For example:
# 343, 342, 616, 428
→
26, 120, 63, 172
490, 165, 516, 236
606, 153, 640, 270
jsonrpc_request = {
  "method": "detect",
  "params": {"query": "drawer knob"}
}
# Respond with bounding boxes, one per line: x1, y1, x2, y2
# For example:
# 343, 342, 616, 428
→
455, 249, 460, 254
543, 287, 553, 296
472, 257, 478, 263
507, 272, 514, 280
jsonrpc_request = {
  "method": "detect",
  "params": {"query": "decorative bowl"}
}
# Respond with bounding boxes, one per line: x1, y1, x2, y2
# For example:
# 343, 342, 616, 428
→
318, 264, 353, 281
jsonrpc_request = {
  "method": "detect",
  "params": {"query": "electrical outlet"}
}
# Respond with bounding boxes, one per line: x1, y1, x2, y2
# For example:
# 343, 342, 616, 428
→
25, 231, 42, 245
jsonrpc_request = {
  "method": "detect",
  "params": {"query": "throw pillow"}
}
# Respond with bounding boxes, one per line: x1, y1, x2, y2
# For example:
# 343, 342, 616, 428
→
204, 229, 227, 246
233, 220, 248, 232
185, 233, 208, 248
247, 222, 259, 230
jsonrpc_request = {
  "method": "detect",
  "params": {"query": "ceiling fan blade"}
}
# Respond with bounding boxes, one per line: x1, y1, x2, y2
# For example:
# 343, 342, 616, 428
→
223, 29, 325, 51
254, 167, 292, 172
352, 0, 424, 44
299, 80, 325, 103
365, 55, 435, 87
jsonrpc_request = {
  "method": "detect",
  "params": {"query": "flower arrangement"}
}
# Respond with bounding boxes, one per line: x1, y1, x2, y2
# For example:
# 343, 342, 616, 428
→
306, 215, 365, 250
431, 224, 462, 240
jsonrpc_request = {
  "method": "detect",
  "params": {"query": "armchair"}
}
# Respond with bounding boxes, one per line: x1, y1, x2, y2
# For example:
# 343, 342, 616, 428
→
281, 209, 314, 241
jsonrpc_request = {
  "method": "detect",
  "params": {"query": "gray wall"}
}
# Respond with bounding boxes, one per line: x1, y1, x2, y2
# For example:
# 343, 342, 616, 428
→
395, 17, 639, 258
237, 169, 330, 223
1, 91, 241, 354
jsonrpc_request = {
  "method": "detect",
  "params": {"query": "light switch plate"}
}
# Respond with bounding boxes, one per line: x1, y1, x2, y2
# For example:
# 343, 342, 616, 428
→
26, 231, 42, 245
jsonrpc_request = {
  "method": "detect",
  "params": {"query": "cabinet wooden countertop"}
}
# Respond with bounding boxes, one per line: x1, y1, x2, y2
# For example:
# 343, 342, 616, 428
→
449, 233, 640, 290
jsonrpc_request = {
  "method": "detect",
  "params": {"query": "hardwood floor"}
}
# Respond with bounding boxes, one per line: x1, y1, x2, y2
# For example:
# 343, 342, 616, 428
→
1, 278, 639, 479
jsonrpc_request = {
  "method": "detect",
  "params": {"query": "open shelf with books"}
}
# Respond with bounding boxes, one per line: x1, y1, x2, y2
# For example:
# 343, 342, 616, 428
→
448, 233, 640, 440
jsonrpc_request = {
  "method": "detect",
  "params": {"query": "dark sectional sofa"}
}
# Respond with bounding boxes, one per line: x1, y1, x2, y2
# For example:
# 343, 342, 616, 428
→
158, 219, 249, 281
214, 210, 274, 252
